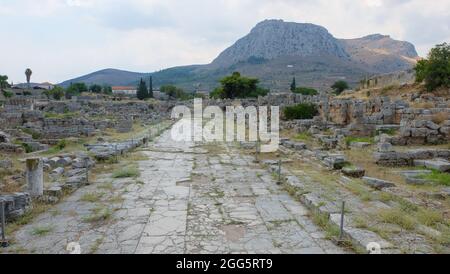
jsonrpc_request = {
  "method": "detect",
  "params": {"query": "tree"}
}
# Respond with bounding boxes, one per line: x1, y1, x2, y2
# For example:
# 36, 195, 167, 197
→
44, 86, 65, 100
160, 85, 190, 100
136, 78, 148, 100
148, 76, 154, 98
290, 77, 296, 92
0, 75, 9, 91
331, 80, 349, 95
25, 68, 32, 88
414, 43, 450, 92
213, 72, 269, 99
66, 82, 87, 99
102, 85, 112, 94
89, 84, 103, 93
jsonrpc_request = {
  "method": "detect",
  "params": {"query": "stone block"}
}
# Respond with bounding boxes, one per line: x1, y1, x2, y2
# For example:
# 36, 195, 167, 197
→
413, 159, 450, 172
362, 177, 395, 190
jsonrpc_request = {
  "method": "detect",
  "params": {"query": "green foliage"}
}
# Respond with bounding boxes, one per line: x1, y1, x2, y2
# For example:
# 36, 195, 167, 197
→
21, 142, 33, 153
112, 167, 140, 178
44, 86, 65, 100
148, 76, 154, 98
56, 139, 67, 150
22, 128, 42, 139
89, 84, 103, 93
414, 43, 450, 92
344, 136, 374, 145
292, 87, 318, 96
102, 85, 112, 94
136, 78, 148, 100
160, 85, 191, 100
213, 72, 269, 99
294, 132, 312, 141
2, 91, 13, 98
66, 83, 87, 99
283, 103, 318, 120
0, 75, 9, 90
418, 169, 450, 186
331, 80, 349, 95
290, 77, 296, 92
376, 128, 398, 136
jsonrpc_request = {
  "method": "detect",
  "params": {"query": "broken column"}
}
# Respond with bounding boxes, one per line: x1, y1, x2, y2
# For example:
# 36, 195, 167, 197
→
26, 158, 43, 198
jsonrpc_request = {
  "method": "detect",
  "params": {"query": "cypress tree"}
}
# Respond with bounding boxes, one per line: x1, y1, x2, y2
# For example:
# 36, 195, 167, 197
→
137, 78, 148, 100
148, 76, 154, 98
290, 77, 296, 92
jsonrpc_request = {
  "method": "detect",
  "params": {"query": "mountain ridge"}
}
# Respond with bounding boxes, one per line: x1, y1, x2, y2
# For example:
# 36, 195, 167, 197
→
60, 19, 419, 92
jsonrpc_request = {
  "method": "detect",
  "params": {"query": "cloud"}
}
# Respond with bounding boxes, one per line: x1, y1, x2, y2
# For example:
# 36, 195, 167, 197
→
0, 0, 448, 83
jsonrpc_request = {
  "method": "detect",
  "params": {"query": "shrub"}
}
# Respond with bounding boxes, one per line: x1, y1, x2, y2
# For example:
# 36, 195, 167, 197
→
56, 139, 67, 150
292, 87, 318, 96
2, 91, 13, 98
283, 103, 318, 120
21, 142, 33, 153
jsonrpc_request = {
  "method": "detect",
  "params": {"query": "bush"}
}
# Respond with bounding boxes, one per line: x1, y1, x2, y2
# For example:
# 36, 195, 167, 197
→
21, 143, 33, 153
56, 139, 67, 150
292, 87, 318, 96
2, 91, 13, 98
283, 103, 318, 120
415, 43, 450, 92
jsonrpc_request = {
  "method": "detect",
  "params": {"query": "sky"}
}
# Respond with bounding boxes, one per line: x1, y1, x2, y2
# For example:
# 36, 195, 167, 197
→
0, 0, 449, 84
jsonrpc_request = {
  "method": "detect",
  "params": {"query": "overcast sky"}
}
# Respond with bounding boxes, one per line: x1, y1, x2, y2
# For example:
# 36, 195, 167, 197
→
1, 0, 449, 83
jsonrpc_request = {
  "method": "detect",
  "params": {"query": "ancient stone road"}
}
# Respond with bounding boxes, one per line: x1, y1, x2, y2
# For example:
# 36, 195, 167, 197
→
5, 124, 345, 254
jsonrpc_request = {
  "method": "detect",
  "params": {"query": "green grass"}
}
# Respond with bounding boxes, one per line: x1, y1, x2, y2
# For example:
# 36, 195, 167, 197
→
294, 132, 312, 141
345, 136, 374, 145
82, 206, 112, 223
376, 128, 398, 136
418, 170, 450, 186
31, 225, 53, 236
80, 192, 104, 203
111, 167, 140, 178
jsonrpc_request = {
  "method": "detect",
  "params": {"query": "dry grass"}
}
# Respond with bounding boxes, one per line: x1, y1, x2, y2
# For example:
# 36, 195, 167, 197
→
431, 112, 450, 125
411, 102, 435, 109
376, 208, 417, 230
345, 148, 405, 184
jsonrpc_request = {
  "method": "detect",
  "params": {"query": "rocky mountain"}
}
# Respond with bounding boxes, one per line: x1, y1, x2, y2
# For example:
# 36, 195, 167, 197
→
211, 20, 349, 68
61, 19, 419, 92
340, 34, 419, 73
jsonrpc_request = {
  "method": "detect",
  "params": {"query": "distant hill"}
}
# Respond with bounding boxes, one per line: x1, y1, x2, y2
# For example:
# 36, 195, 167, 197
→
61, 19, 419, 92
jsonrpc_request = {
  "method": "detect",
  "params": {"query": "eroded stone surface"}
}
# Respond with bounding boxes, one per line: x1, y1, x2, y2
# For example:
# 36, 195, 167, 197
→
4, 124, 345, 254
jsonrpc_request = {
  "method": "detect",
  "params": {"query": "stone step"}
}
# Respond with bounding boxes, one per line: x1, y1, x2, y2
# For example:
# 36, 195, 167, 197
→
413, 159, 450, 172
362, 177, 396, 190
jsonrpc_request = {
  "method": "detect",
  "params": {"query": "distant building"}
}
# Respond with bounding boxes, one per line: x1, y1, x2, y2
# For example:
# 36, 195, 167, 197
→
12, 82, 55, 90
112, 86, 137, 96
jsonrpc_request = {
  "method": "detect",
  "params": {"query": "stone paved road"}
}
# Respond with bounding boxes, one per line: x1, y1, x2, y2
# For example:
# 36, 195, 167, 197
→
4, 124, 346, 254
